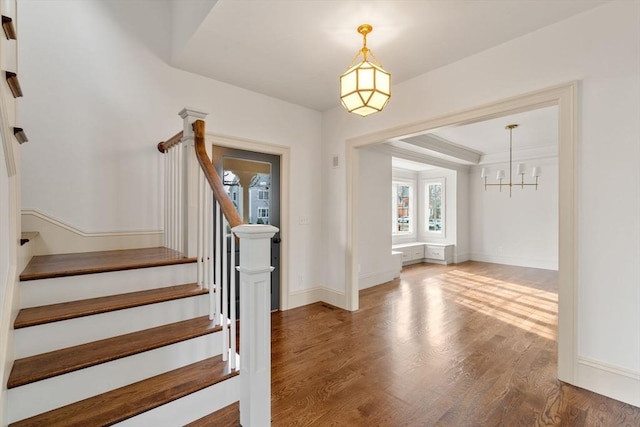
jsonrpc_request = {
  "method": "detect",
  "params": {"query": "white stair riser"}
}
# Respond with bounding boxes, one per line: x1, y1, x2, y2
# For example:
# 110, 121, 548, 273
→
15, 294, 210, 358
8, 333, 225, 424
20, 263, 197, 307
114, 374, 240, 427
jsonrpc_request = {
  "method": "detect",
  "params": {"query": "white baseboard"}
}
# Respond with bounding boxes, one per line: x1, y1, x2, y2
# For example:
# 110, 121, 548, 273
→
21, 210, 163, 255
322, 287, 347, 309
469, 252, 558, 270
287, 286, 347, 310
358, 269, 398, 290
288, 287, 324, 309
454, 252, 470, 264
577, 356, 640, 407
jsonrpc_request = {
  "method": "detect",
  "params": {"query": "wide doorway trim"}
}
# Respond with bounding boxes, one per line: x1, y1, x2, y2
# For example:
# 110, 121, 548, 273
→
206, 132, 291, 311
345, 81, 578, 383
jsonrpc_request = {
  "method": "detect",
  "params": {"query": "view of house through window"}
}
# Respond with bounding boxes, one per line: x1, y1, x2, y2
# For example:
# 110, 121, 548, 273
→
223, 169, 271, 225
427, 182, 443, 233
393, 182, 413, 233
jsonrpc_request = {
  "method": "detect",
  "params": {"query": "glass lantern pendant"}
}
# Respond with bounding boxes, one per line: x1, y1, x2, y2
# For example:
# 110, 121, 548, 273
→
340, 24, 391, 117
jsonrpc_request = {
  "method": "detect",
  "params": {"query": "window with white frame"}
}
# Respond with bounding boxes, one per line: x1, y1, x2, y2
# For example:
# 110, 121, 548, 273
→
392, 182, 414, 234
258, 190, 269, 200
425, 179, 444, 235
257, 207, 269, 219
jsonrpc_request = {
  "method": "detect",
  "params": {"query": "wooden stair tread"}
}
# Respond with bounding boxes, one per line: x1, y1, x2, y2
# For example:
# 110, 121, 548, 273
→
8, 316, 221, 388
15, 283, 207, 328
20, 247, 196, 281
185, 401, 240, 427
9, 356, 237, 427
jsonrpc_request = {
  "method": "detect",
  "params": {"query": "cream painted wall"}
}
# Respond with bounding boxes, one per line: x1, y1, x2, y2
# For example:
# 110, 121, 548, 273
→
322, 0, 640, 399
18, 0, 323, 301
0, 124, 13, 427
469, 157, 559, 270
455, 168, 470, 263
357, 147, 395, 289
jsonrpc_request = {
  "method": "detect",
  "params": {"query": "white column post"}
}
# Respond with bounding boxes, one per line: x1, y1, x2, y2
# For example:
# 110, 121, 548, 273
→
232, 224, 278, 427
179, 108, 208, 257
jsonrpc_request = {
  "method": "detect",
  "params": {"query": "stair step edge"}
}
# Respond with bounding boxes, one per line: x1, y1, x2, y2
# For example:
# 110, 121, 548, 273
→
185, 401, 240, 427
15, 283, 208, 328
20, 247, 196, 281
8, 315, 222, 388
8, 356, 238, 427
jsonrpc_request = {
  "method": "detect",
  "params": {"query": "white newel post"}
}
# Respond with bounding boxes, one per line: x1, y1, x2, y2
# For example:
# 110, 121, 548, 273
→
179, 108, 208, 257
233, 224, 278, 427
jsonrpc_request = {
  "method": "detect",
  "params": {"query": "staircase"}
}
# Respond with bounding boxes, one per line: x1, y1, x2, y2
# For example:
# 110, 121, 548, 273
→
7, 247, 241, 426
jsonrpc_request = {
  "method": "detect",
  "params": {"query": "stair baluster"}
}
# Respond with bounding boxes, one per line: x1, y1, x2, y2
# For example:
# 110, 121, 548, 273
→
155, 109, 277, 425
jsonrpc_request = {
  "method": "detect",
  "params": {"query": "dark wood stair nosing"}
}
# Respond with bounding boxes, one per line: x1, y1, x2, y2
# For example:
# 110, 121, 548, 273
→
185, 401, 241, 427
19, 257, 197, 281
19, 247, 197, 282
8, 356, 238, 427
14, 283, 208, 329
8, 316, 222, 389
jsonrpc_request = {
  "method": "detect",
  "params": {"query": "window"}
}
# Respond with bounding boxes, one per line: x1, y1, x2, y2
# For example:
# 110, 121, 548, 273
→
392, 182, 413, 234
257, 207, 269, 219
425, 180, 444, 234
258, 190, 269, 200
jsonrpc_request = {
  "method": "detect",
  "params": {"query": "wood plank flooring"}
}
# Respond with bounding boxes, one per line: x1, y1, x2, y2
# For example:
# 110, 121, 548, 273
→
20, 247, 195, 281
270, 261, 640, 426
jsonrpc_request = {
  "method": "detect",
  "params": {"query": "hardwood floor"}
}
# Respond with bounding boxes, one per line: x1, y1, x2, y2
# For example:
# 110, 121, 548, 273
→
271, 261, 640, 426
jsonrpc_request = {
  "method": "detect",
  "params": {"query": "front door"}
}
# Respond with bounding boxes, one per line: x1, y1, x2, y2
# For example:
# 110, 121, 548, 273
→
212, 146, 281, 311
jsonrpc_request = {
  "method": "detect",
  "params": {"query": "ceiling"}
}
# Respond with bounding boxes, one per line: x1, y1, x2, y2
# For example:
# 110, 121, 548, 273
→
387, 105, 559, 170
172, 0, 606, 112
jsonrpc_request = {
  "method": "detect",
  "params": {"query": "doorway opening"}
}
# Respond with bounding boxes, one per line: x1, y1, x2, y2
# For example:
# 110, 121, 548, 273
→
213, 146, 281, 312
346, 82, 577, 383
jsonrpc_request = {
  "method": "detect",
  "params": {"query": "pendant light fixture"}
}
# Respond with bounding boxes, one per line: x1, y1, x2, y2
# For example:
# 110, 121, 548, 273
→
340, 24, 391, 117
480, 124, 540, 197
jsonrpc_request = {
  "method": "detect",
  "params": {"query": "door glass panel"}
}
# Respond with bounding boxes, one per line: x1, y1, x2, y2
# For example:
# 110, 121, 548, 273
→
222, 157, 271, 225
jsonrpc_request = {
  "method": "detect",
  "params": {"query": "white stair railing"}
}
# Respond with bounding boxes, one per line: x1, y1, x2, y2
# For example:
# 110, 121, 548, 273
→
158, 108, 276, 425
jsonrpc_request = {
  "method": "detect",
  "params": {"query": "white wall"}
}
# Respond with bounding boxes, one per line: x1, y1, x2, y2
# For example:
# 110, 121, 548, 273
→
358, 148, 395, 289
455, 168, 470, 263
0, 124, 13, 427
469, 157, 558, 270
18, 0, 323, 306
322, 0, 639, 403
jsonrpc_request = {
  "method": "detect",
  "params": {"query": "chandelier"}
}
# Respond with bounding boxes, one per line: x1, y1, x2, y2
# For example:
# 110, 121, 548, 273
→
340, 24, 391, 117
481, 124, 540, 197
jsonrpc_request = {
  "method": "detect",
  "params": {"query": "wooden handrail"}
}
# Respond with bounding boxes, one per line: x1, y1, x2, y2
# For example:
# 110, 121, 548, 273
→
2, 16, 17, 40
157, 131, 183, 153
193, 120, 243, 228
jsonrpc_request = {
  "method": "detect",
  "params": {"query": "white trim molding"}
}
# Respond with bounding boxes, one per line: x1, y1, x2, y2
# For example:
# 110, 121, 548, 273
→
346, 81, 578, 385
358, 269, 398, 290
21, 210, 163, 255
469, 252, 558, 271
206, 132, 291, 311
288, 287, 324, 310
577, 357, 640, 407
288, 286, 346, 310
